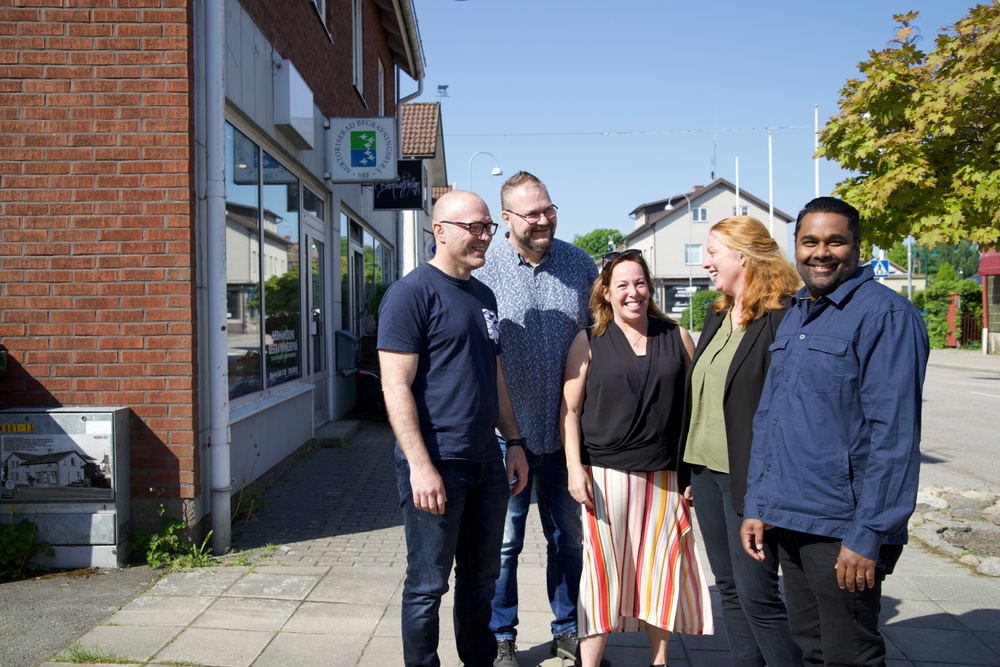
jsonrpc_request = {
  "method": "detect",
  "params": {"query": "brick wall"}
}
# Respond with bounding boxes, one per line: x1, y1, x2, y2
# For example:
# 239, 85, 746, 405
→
240, 0, 395, 119
0, 0, 199, 507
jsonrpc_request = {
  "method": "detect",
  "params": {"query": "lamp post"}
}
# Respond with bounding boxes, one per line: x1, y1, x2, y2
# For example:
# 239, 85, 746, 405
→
664, 193, 694, 329
468, 151, 502, 193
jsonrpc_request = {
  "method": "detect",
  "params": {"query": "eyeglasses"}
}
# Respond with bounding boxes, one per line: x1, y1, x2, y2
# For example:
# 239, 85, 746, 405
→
438, 220, 499, 237
505, 205, 558, 224
601, 248, 642, 267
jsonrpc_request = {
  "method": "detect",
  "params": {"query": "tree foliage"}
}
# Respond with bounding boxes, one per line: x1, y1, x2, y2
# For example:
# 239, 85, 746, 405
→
818, 5, 1000, 249
912, 262, 983, 348
885, 239, 981, 279
573, 228, 625, 258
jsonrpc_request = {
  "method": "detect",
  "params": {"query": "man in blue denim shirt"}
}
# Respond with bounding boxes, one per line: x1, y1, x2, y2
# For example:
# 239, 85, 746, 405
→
473, 172, 599, 667
741, 197, 929, 667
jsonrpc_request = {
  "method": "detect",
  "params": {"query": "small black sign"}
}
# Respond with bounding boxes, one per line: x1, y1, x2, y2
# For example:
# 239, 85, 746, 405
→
373, 159, 424, 211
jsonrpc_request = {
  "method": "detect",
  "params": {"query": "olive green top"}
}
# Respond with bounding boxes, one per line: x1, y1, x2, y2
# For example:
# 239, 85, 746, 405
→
683, 320, 746, 473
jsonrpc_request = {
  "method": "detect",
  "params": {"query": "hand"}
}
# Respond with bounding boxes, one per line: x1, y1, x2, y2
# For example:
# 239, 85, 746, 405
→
835, 545, 876, 592
740, 519, 767, 561
409, 462, 447, 515
505, 446, 529, 497
567, 464, 593, 508
683, 485, 694, 504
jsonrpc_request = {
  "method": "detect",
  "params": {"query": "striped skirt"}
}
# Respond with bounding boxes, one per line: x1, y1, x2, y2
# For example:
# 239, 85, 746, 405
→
578, 466, 714, 637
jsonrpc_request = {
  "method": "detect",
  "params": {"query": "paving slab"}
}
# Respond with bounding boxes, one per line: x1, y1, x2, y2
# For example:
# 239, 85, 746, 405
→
147, 567, 248, 597
281, 600, 386, 635
69, 624, 180, 663
251, 632, 368, 667
192, 596, 299, 631
222, 571, 322, 600
882, 626, 1000, 665
108, 594, 214, 627
152, 627, 273, 667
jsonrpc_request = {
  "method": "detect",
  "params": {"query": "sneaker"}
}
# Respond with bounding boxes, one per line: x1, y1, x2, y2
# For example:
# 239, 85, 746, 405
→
494, 638, 520, 667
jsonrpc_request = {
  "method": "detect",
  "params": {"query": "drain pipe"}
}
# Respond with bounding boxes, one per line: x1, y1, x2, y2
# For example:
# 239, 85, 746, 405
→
205, 0, 231, 555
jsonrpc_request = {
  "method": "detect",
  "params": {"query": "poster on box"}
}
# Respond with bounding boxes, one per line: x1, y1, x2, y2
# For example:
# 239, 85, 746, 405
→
1, 432, 115, 502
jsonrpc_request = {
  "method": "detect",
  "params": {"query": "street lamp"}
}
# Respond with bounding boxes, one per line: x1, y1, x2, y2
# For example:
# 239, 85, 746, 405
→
468, 151, 502, 193
664, 193, 694, 329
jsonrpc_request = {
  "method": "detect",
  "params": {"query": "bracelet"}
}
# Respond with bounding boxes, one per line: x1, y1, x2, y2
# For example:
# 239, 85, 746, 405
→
505, 438, 527, 449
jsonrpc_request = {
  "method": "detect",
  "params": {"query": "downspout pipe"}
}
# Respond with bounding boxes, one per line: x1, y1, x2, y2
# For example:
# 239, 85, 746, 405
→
205, 0, 231, 555
393, 0, 423, 279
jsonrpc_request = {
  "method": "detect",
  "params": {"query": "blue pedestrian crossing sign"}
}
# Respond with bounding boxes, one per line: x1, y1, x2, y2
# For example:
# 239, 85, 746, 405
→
872, 259, 890, 278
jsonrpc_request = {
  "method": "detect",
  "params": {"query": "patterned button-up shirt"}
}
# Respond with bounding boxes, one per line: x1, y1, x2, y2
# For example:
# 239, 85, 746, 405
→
474, 237, 599, 454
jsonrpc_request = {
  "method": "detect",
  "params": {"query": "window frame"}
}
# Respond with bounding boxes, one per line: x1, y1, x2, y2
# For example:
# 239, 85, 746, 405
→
352, 0, 364, 95
685, 243, 703, 266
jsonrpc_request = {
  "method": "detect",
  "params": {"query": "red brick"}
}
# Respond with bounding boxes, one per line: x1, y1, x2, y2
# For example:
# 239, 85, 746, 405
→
99, 363, 145, 377
74, 378, 120, 391
93, 335, 142, 350
72, 323, 119, 336
69, 51, 116, 65
121, 349, 166, 363
98, 283, 145, 296
46, 36, 95, 50
52, 283, 98, 296
74, 351, 118, 364
23, 79, 70, 93
40, 8, 91, 23
121, 323, 168, 336
94, 37, 139, 50
123, 378, 166, 391
67, 23, 113, 37
49, 339, 100, 352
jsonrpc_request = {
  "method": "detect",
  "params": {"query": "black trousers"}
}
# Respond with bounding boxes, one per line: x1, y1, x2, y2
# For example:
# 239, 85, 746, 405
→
776, 530, 893, 667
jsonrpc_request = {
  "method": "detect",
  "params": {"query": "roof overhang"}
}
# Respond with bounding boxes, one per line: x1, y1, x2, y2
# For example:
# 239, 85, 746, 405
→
373, 0, 424, 82
979, 248, 1000, 276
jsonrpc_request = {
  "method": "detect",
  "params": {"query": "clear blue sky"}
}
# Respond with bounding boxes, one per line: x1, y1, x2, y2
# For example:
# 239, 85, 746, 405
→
407, 1, 972, 243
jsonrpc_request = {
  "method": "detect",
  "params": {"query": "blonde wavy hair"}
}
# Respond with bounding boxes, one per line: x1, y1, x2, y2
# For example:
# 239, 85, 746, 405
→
590, 253, 674, 337
709, 216, 800, 325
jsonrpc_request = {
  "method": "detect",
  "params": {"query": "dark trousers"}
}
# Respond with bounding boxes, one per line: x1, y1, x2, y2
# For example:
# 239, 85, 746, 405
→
395, 456, 510, 667
691, 466, 801, 667
776, 529, 887, 667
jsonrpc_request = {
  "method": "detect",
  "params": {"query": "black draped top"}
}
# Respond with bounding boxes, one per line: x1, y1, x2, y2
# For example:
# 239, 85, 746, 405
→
580, 317, 688, 472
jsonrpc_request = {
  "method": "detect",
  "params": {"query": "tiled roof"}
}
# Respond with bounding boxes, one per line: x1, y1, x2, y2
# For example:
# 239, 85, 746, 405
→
402, 102, 439, 157
431, 184, 454, 202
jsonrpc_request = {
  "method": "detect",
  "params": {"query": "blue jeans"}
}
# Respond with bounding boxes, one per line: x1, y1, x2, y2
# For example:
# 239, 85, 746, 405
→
396, 456, 510, 667
491, 444, 582, 641
691, 466, 801, 667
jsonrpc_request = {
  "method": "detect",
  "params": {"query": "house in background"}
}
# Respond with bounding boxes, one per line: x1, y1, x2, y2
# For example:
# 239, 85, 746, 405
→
0, 0, 425, 555
979, 249, 1000, 354
399, 102, 449, 274
624, 179, 794, 316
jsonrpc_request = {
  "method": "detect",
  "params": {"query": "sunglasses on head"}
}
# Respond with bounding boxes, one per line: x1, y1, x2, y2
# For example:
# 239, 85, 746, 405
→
601, 248, 642, 267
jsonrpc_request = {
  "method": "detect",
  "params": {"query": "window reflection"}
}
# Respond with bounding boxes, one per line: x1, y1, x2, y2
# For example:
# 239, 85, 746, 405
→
224, 122, 304, 400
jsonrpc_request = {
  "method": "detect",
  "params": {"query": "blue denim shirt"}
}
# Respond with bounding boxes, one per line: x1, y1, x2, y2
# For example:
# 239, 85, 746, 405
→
474, 237, 598, 455
744, 264, 929, 560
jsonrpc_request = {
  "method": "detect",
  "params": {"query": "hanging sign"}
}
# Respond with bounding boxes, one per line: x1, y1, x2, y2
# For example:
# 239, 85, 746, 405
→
328, 117, 397, 183
373, 159, 424, 210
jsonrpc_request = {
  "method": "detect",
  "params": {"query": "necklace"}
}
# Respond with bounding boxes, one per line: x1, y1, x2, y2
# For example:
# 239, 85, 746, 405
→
626, 330, 646, 348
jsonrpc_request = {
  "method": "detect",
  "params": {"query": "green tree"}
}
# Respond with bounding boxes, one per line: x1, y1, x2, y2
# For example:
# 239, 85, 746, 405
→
885, 240, 980, 280
678, 289, 722, 332
912, 261, 983, 348
818, 6, 1000, 248
573, 228, 624, 258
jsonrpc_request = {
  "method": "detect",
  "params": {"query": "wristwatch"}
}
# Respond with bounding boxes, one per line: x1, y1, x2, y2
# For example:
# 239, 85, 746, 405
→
505, 438, 527, 449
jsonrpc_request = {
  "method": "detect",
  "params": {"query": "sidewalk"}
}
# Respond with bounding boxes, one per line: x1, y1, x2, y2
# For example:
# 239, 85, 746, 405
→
927, 347, 1000, 375
38, 419, 1000, 667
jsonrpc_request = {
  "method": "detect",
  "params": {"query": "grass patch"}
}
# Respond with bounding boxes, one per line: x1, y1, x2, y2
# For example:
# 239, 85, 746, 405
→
54, 642, 135, 664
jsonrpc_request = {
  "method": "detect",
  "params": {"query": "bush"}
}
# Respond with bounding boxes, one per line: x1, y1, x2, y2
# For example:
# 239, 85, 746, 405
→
0, 516, 54, 580
912, 262, 983, 348
677, 290, 722, 332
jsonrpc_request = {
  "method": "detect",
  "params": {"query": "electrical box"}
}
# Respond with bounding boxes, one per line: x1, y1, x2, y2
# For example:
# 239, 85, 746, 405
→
1, 407, 130, 568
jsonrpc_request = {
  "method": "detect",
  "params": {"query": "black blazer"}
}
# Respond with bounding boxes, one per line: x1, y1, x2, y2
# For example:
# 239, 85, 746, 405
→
678, 302, 790, 514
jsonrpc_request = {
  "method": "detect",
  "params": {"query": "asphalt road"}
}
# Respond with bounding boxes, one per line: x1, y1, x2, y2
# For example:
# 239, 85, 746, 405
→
0, 566, 159, 667
919, 364, 1000, 491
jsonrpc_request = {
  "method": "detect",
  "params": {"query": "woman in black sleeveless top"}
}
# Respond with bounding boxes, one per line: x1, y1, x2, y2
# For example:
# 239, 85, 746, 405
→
561, 250, 714, 667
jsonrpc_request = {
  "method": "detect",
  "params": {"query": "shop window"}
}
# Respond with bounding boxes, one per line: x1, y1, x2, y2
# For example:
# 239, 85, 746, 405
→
225, 122, 304, 402
340, 211, 394, 336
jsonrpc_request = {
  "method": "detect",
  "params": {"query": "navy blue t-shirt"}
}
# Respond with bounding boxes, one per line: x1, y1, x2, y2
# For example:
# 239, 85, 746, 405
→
377, 263, 502, 462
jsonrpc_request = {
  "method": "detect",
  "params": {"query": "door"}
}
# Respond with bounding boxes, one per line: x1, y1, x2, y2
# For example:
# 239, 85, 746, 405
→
303, 214, 330, 425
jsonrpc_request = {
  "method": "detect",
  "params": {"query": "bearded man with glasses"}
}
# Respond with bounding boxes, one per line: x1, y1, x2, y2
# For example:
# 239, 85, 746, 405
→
473, 171, 602, 667
379, 190, 529, 667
